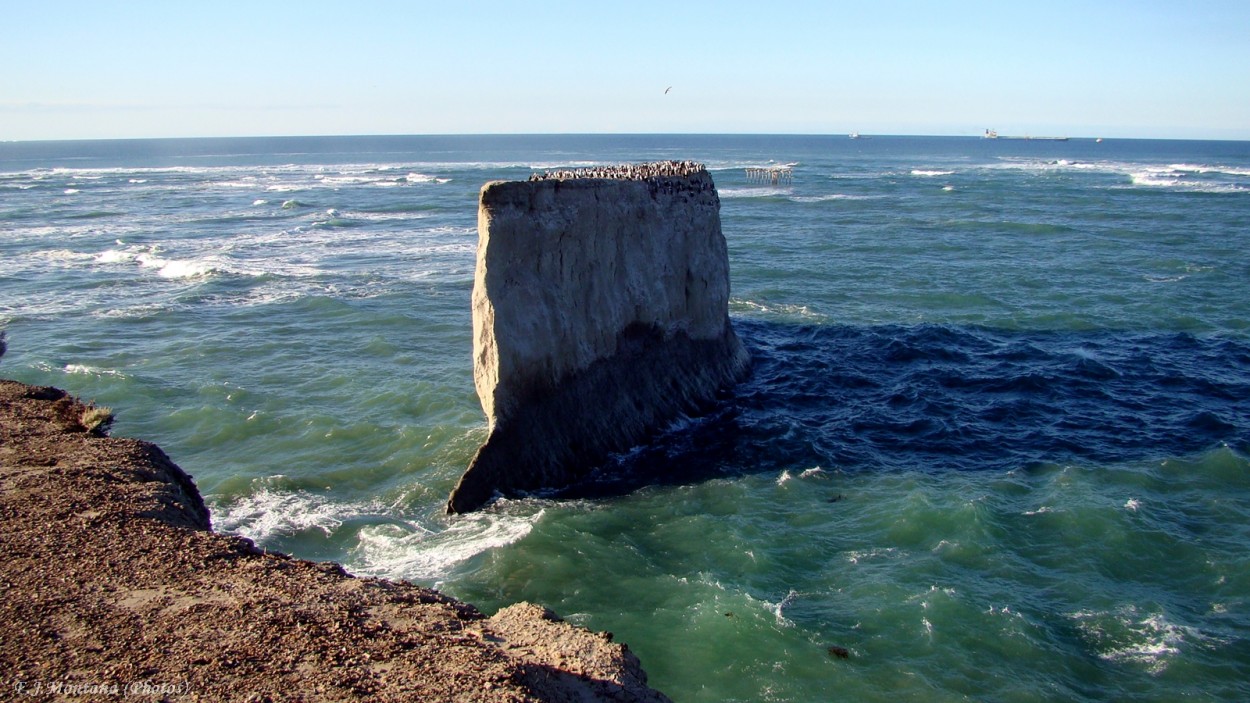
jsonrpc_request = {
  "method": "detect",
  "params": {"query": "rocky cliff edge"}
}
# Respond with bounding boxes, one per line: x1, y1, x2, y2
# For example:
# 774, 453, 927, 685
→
0, 379, 670, 702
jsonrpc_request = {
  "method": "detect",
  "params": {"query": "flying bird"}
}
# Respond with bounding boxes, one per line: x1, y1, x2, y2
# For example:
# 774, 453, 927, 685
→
664, 86, 672, 94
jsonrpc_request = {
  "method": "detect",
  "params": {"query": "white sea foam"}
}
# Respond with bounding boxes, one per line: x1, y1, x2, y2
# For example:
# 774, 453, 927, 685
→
777, 467, 828, 486
526, 161, 598, 171
95, 303, 171, 319
788, 193, 874, 203
31, 249, 94, 265
47, 165, 226, 178
770, 589, 799, 627
213, 485, 384, 544
64, 363, 126, 378
423, 225, 476, 236
1074, 608, 1207, 674
731, 298, 829, 323
911, 169, 954, 177
350, 508, 543, 582
218, 178, 262, 189
347, 211, 432, 223
845, 547, 899, 564
1071, 606, 1225, 674
719, 187, 790, 199
405, 172, 451, 184
316, 174, 387, 188
95, 249, 135, 264
910, 585, 958, 602
1168, 163, 1250, 177
135, 252, 218, 279
986, 157, 1206, 187
1118, 163, 1248, 192
1129, 167, 1186, 188
95, 242, 275, 280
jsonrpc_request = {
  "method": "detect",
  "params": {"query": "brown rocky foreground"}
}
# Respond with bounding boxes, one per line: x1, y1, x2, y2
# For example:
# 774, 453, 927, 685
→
0, 379, 671, 702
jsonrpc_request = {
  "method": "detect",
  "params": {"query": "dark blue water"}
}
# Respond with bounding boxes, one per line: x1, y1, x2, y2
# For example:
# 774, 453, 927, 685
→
567, 322, 1250, 499
741, 322, 1250, 469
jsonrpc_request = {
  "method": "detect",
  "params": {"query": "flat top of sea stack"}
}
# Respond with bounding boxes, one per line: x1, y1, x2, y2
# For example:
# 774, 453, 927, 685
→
526, 160, 708, 182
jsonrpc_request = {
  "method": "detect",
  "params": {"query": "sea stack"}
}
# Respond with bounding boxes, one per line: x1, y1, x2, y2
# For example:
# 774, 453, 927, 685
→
447, 161, 751, 513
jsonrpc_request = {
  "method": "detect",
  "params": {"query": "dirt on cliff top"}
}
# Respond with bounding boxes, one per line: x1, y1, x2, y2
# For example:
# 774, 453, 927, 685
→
0, 379, 670, 703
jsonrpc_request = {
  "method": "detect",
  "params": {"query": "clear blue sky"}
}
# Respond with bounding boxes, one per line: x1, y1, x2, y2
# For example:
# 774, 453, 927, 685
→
4, 0, 1248, 141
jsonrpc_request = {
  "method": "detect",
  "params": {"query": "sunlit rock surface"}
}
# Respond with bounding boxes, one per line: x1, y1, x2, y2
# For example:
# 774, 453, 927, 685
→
449, 162, 750, 514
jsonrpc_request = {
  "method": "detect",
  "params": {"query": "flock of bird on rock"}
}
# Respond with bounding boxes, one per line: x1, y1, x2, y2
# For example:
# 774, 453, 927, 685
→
529, 160, 706, 182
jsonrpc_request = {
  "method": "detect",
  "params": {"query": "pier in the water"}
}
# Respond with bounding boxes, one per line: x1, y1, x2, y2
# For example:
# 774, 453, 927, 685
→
447, 161, 751, 514
745, 164, 794, 184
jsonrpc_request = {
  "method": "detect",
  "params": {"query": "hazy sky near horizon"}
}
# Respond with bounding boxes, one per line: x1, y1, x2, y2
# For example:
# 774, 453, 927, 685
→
4, 0, 1248, 141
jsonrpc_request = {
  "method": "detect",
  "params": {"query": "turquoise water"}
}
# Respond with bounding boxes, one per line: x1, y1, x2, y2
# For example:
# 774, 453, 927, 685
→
3, 135, 1248, 701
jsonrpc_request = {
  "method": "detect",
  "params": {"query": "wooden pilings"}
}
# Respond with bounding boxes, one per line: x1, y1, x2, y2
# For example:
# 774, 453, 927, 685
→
745, 165, 793, 184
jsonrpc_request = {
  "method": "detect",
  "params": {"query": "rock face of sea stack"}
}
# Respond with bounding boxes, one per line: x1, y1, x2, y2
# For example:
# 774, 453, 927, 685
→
447, 161, 751, 514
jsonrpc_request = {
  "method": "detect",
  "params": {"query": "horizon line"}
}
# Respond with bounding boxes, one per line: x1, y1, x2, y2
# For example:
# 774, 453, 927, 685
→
5, 131, 1249, 146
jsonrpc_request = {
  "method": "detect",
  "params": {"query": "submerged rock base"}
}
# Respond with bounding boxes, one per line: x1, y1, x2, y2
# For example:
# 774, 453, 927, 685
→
450, 323, 750, 514
0, 379, 669, 702
449, 163, 750, 514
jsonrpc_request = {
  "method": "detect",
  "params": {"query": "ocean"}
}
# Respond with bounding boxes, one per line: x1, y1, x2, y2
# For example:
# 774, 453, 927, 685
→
2, 134, 1248, 702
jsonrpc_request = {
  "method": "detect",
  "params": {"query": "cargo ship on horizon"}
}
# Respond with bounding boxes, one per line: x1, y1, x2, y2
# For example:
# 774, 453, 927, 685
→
984, 128, 1069, 141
